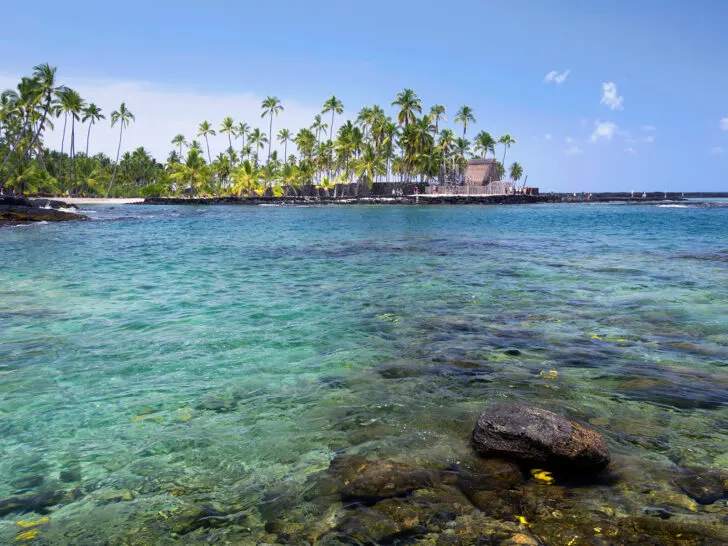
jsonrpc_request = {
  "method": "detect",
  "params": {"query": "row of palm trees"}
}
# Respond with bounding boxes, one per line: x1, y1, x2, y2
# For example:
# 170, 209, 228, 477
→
0, 63, 135, 196
170, 92, 520, 187
1, 63, 524, 198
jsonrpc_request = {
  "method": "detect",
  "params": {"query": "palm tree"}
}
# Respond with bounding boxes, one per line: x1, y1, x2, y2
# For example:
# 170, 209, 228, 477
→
311, 114, 328, 147
429, 105, 447, 134
438, 129, 456, 177
236, 122, 249, 160
197, 121, 216, 163
509, 162, 523, 186
454, 105, 475, 138
220, 117, 235, 153
277, 128, 292, 164
170, 148, 209, 197
66, 89, 86, 194
231, 160, 261, 197
392, 89, 422, 128
105, 102, 135, 197
81, 103, 104, 157
498, 134, 516, 166
171, 134, 187, 158
248, 128, 268, 167
260, 96, 283, 166
322, 96, 344, 140
474, 131, 496, 159
354, 144, 386, 189
1, 63, 60, 189
55, 88, 76, 192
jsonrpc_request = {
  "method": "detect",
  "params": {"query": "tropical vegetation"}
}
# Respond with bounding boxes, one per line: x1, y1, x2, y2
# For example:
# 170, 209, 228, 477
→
1, 64, 525, 198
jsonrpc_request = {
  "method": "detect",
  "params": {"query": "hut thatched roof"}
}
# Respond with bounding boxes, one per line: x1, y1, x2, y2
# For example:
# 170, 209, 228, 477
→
465, 159, 500, 185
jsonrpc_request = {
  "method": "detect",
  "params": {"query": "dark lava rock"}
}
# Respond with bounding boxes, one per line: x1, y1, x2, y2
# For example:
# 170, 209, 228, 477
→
472, 403, 610, 473
444, 456, 524, 498
503, 348, 522, 356
377, 365, 426, 379
616, 363, 728, 410
674, 467, 726, 505
0, 490, 66, 516
0, 196, 85, 226
30, 198, 78, 209
11, 474, 44, 492
168, 504, 229, 534
195, 397, 237, 412
642, 505, 674, 519
60, 464, 82, 483
326, 455, 432, 502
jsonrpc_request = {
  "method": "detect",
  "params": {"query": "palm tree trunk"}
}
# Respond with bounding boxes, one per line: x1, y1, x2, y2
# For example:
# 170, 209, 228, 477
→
267, 114, 273, 166
502, 147, 507, 168
58, 113, 68, 194
86, 122, 93, 156
205, 136, 211, 164
105, 123, 124, 197
284, 141, 287, 164
70, 116, 76, 196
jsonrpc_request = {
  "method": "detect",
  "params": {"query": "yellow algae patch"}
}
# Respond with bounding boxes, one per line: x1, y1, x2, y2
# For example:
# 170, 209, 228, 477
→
589, 334, 604, 341
16, 518, 49, 528
15, 530, 39, 541
539, 369, 559, 379
515, 515, 529, 526
177, 408, 193, 422
530, 469, 555, 484
171, 489, 185, 496
376, 313, 400, 323
520, 322, 534, 327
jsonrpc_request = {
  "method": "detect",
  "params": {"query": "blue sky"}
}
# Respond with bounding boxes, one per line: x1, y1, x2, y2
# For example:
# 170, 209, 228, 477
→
2, 0, 727, 191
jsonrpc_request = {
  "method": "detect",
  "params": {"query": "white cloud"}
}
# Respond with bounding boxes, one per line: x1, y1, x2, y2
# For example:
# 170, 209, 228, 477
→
624, 148, 637, 155
711, 146, 724, 155
544, 70, 570, 84
565, 145, 583, 155
590, 121, 618, 141
565, 136, 574, 144
642, 125, 656, 132
600, 82, 624, 110
721, 118, 728, 131
544, 133, 552, 140
0, 73, 331, 162
643, 135, 655, 143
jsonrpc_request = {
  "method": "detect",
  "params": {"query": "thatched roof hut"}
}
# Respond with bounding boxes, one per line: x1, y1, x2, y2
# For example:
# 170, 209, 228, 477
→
464, 159, 500, 185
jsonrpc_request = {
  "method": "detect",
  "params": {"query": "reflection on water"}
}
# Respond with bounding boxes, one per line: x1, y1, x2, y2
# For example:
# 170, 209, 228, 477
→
0, 203, 727, 543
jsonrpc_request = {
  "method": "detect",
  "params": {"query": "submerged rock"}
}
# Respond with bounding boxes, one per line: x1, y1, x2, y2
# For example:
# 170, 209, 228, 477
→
340, 459, 433, 502
472, 403, 610, 473
323, 454, 432, 502
674, 467, 726, 505
195, 396, 237, 412
0, 490, 67, 516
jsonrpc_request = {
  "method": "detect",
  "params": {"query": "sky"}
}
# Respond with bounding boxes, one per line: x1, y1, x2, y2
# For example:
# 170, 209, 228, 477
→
2, 0, 727, 192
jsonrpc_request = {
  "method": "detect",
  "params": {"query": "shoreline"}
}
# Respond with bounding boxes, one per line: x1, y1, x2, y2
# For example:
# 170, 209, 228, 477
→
139, 194, 688, 206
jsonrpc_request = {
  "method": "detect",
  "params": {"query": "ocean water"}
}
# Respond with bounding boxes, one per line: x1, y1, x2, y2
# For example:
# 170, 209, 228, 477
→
1, 202, 727, 543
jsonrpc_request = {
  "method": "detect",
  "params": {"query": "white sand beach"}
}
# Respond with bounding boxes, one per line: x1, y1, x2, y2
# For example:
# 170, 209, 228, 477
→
58, 197, 144, 205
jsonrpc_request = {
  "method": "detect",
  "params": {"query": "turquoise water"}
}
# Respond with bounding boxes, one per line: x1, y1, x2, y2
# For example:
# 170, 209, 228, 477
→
1, 203, 728, 543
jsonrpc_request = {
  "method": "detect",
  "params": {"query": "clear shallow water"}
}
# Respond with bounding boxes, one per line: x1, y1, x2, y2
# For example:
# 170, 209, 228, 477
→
1, 203, 728, 543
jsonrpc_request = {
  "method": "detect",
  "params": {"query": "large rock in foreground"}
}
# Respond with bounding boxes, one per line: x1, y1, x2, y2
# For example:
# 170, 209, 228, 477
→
472, 403, 610, 473
0, 196, 85, 226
